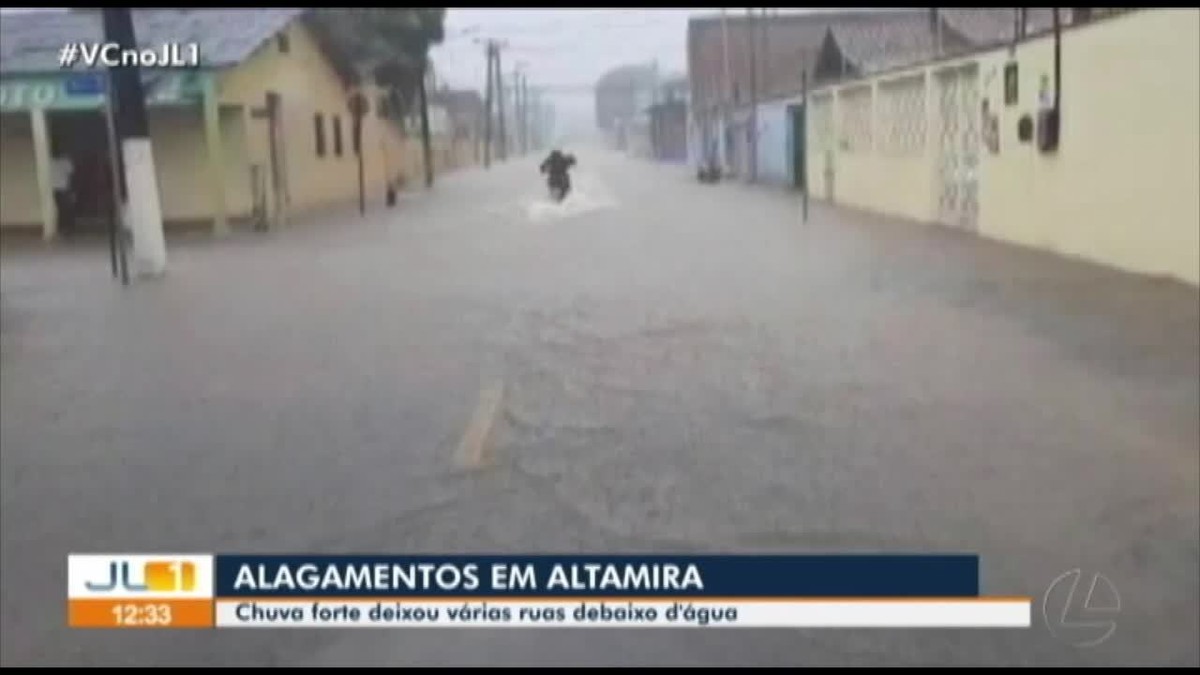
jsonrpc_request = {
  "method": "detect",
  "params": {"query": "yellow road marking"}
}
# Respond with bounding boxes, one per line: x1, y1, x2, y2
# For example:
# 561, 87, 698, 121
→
455, 380, 505, 469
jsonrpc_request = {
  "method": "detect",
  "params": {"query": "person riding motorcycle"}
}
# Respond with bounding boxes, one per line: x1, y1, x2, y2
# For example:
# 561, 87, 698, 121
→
539, 149, 576, 200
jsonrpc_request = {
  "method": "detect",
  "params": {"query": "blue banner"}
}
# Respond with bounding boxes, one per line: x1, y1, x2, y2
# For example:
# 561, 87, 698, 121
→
215, 555, 979, 598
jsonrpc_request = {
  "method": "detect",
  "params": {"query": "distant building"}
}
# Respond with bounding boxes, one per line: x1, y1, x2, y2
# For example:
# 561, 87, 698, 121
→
648, 75, 689, 163
429, 87, 486, 164
797, 9, 1196, 285
688, 9, 1062, 119
594, 63, 658, 151
0, 9, 453, 241
685, 8, 1065, 177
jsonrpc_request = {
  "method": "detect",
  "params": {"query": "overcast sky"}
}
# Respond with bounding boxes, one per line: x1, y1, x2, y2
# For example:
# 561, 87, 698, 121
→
428, 9, 837, 139
430, 9, 703, 89
1, 9, 795, 138
429, 9, 711, 138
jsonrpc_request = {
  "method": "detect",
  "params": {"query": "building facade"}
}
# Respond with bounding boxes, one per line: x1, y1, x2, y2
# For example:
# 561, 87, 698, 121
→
648, 75, 689, 163
0, 9, 459, 241
685, 9, 1060, 180
804, 9, 1197, 285
429, 87, 485, 164
594, 63, 659, 152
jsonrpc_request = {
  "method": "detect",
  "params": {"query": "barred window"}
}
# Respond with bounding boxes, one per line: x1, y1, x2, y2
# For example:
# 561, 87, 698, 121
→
878, 74, 927, 157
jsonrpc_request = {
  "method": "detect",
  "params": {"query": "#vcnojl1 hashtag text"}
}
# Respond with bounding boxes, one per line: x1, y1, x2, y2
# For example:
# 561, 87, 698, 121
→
60, 43, 200, 69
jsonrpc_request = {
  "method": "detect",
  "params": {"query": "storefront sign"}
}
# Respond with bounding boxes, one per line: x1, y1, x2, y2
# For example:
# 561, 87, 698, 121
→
65, 73, 106, 97
0, 78, 84, 111
0, 71, 204, 112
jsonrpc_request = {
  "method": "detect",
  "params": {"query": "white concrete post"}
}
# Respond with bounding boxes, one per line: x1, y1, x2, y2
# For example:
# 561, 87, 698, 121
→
104, 7, 167, 278
122, 137, 167, 277
30, 107, 57, 241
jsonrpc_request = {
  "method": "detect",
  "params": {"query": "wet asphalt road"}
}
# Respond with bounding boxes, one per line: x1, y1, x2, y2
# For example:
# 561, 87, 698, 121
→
2, 148, 1197, 666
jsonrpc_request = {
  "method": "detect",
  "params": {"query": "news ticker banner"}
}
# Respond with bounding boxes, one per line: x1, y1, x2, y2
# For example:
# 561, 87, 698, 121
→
68, 554, 1032, 629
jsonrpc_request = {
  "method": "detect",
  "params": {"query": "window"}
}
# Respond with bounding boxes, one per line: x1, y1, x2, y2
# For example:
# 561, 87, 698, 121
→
332, 115, 343, 157
1003, 62, 1019, 106
314, 113, 326, 157
277, 32, 290, 53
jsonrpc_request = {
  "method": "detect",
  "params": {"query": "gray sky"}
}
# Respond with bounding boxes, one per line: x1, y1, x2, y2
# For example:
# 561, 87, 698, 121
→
428, 9, 836, 139
2, 8, 725, 138
430, 9, 704, 89
429, 9, 710, 138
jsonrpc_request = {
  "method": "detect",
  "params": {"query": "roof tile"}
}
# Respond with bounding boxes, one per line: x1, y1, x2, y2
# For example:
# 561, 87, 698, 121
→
0, 9, 303, 74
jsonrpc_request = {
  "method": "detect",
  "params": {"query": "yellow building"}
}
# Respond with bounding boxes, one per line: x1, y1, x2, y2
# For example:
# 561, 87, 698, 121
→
805, 9, 1199, 286
0, 9, 467, 241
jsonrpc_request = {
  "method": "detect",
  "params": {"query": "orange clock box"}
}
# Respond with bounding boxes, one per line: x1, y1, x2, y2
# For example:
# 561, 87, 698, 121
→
69, 599, 214, 628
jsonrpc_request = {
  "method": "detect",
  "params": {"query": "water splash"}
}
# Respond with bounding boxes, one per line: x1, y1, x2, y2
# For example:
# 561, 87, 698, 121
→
524, 174, 618, 223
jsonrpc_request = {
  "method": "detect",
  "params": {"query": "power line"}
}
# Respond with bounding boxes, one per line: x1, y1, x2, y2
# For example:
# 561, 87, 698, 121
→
438, 14, 689, 50
434, 17, 688, 94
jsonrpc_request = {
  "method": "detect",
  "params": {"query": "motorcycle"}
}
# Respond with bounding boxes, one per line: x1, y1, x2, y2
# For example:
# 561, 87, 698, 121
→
547, 171, 571, 202
541, 152, 576, 203
697, 157, 723, 184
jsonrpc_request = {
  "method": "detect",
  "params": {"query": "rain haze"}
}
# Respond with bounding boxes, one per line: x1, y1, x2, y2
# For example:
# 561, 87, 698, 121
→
1, 7, 1196, 669
431, 9, 699, 141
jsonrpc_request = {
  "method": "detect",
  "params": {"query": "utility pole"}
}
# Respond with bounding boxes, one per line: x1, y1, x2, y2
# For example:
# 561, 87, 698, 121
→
350, 92, 367, 215
537, 91, 545, 151
524, 75, 530, 155
496, 48, 507, 161
512, 72, 522, 156
801, 67, 808, 223
520, 73, 529, 155
528, 86, 538, 152
536, 91, 547, 152
483, 41, 494, 168
102, 8, 166, 279
761, 8, 770, 101
720, 8, 733, 173
511, 72, 520, 154
747, 7, 758, 183
419, 60, 433, 188
542, 100, 549, 148
511, 72, 522, 156
103, 98, 128, 284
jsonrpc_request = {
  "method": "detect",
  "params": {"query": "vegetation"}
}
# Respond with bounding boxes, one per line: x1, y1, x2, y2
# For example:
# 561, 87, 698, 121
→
307, 9, 446, 120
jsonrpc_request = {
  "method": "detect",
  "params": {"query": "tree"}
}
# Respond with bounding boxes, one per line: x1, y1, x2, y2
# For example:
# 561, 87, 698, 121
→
309, 9, 445, 121
309, 10, 445, 187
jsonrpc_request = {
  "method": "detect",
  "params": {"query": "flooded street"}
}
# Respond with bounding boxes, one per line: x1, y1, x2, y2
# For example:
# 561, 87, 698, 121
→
2, 149, 1197, 666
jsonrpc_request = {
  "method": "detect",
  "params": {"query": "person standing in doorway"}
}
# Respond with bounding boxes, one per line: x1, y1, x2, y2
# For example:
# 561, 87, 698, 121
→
51, 154, 75, 235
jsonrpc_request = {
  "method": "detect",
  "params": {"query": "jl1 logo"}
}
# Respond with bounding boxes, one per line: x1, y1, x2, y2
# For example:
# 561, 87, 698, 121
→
86, 560, 196, 593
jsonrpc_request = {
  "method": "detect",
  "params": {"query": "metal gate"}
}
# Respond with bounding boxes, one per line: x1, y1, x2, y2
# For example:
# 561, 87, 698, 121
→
935, 64, 981, 230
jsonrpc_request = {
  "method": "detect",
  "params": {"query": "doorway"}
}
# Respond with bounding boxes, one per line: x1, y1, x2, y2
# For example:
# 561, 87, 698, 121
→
789, 103, 806, 191
47, 110, 116, 237
935, 63, 981, 231
249, 91, 288, 228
